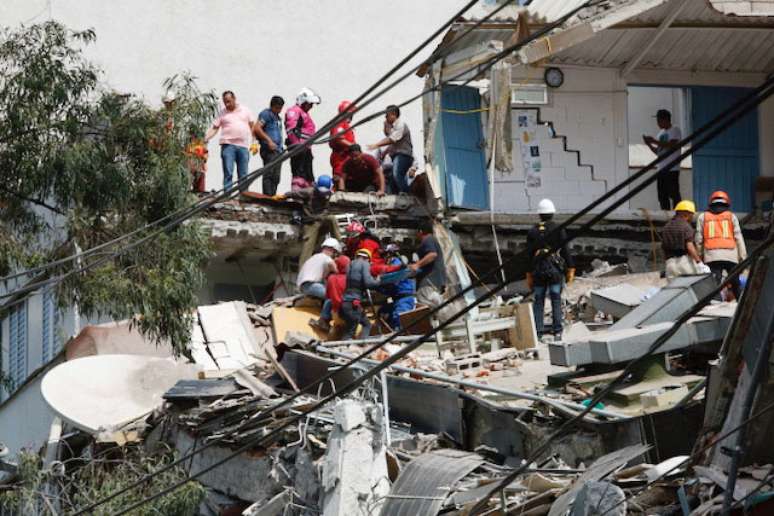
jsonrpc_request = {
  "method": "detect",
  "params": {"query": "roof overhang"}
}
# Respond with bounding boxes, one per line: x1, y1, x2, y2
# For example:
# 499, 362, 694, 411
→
519, 0, 774, 76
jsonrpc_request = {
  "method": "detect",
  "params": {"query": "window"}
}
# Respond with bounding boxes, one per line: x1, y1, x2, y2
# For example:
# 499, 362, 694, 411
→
42, 289, 60, 363
8, 301, 28, 390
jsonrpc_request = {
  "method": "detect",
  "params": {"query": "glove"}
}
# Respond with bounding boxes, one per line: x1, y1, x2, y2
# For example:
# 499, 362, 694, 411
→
271, 194, 286, 201
526, 272, 534, 290
249, 143, 259, 155
697, 262, 711, 274
566, 268, 576, 284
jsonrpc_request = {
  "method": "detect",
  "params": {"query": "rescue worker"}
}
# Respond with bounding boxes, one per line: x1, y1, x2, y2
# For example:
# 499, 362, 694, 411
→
338, 144, 386, 195
661, 200, 709, 278
525, 199, 575, 342
280, 175, 334, 217
309, 255, 350, 334
344, 220, 401, 276
285, 88, 321, 187
408, 220, 447, 313
279, 175, 340, 265
379, 244, 415, 330
341, 248, 381, 339
330, 100, 356, 180
296, 237, 341, 300
253, 95, 285, 196
695, 191, 747, 299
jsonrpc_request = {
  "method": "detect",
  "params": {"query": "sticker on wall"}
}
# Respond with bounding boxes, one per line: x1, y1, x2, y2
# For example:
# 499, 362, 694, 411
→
515, 110, 542, 188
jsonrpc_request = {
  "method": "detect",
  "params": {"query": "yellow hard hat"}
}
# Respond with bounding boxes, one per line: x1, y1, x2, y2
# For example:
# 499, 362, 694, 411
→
355, 248, 372, 260
674, 200, 696, 214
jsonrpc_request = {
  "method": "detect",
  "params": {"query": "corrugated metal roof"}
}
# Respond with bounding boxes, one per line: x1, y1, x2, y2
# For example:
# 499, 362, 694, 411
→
523, 0, 774, 74
462, 0, 523, 22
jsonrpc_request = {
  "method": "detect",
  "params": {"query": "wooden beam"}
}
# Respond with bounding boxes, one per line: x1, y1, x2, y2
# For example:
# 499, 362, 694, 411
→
621, 0, 690, 77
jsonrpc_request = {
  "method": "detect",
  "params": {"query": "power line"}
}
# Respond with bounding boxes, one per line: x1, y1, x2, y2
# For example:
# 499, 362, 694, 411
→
73, 32, 774, 515
599, 400, 774, 516
0, 0, 529, 313
102, 73, 774, 516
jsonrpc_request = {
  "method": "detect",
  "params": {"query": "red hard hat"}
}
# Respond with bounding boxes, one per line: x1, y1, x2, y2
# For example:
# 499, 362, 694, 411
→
709, 190, 730, 206
346, 221, 365, 235
338, 100, 355, 114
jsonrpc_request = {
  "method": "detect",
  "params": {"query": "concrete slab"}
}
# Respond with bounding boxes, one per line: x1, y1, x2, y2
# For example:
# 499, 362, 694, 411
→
590, 284, 649, 319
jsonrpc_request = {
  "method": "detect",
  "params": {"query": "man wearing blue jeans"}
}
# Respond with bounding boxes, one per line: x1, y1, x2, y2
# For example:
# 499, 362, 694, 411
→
296, 237, 341, 301
367, 105, 413, 193
526, 199, 575, 342
205, 91, 256, 192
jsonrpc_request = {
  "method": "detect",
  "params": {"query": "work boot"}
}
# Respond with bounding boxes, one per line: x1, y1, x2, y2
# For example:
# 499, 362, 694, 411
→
309, 318, 330, 333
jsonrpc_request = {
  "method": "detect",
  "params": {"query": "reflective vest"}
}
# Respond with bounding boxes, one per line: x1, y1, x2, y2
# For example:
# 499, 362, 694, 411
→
703, 211, 736, 250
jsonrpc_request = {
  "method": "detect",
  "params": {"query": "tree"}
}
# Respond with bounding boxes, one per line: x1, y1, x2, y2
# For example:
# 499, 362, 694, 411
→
0, 21, 216, 355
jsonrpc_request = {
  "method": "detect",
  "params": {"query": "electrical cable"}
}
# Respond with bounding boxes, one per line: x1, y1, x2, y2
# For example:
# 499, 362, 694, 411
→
72, 25, 774, 515
598, 400, 774, 516
99, 74, 774, 516
0, 0, 508, 288
467, 230, 774, 515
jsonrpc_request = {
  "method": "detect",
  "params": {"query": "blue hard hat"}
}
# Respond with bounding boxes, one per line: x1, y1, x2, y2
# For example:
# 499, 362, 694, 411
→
315, 175, 333, 192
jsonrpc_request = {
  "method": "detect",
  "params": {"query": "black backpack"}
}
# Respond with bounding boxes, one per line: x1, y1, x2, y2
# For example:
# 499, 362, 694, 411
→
533, 223, 566, 284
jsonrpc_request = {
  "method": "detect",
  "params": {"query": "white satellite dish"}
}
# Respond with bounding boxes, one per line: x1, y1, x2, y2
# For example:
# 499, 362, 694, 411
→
41, 355, 200, 437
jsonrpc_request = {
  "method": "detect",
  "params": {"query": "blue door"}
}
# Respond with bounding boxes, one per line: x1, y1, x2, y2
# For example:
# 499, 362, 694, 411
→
441, 86, 489, 210
691, 87, 759, 212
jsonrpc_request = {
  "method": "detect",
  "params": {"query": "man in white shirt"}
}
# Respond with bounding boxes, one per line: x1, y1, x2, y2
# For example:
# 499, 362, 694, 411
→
296, 238, 341, 299
644, 109, 683, 210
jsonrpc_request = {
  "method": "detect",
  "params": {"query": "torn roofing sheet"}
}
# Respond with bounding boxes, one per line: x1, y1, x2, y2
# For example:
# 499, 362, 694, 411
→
381, 449, 486, 516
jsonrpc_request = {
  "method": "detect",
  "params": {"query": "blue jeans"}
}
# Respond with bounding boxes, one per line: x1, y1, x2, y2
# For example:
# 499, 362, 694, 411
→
300, 281, 326, 299
533, 283, 563, 336
391, 153, 412, 193
320, 299, 333, 321
221, 144, 250, 192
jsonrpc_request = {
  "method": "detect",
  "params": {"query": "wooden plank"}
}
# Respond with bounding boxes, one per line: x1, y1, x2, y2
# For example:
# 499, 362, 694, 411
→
271, 305, 327, 343
513, 303, 539, 350
399, 305, 434, 336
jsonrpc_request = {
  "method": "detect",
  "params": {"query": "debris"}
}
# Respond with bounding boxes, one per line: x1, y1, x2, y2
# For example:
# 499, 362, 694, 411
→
321, 399, 390, 516
570, 481, 626, 516
232, 368, 277, 398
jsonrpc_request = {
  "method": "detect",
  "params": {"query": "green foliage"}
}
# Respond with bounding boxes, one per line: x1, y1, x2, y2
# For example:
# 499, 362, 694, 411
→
0, 448, 204, 515
0, 21, 217, 354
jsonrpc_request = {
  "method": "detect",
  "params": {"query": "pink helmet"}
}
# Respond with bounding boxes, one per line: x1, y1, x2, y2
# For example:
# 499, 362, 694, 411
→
346, 220, 366, 235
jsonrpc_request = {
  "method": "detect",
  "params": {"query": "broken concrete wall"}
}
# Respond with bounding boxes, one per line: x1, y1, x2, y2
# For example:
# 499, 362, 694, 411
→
321, 399, 390, 516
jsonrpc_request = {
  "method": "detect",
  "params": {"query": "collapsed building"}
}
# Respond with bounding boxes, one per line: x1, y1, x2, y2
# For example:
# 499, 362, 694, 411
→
2, 0, 774, 514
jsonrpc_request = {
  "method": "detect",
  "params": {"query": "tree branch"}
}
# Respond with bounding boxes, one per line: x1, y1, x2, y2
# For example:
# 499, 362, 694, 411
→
0, 185, 64, 215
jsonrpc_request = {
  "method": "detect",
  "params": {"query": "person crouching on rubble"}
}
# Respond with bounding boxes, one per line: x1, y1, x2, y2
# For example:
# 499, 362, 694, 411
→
526, 199, 575, 342
662, 200, 710, 278
296, 237, 341, 300
309, 255, 350, 334
344, 221, 401, 276
341, 248, 382, 339
695, 191, 747, 300
278, 175, 334, 216
378, 243, 416, 330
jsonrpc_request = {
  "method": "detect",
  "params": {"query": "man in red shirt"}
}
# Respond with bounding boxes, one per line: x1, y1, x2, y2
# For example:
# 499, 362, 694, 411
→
338, 145, 385, 195
330, 100, 356, 180
310, 255, 351, 333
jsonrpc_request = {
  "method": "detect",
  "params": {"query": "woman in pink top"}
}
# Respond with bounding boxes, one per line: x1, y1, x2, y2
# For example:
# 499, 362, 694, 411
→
285, 87, 320, 188
205, 91, 256, 192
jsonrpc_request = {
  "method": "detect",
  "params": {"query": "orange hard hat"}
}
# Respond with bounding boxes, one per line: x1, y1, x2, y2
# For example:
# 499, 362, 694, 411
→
709, 190, 730, 206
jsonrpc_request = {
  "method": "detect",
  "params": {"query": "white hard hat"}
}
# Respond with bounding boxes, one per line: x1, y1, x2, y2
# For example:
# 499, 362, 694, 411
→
296, 87, 321, 106
537, 198, 556, 215
321, 237, 341, 253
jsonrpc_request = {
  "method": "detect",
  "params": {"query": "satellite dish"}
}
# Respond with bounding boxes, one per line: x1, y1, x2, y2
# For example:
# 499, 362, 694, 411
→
41, 355, 200, 437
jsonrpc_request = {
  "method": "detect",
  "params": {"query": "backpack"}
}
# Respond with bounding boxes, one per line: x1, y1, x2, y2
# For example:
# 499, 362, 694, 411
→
533, 223, 566, 284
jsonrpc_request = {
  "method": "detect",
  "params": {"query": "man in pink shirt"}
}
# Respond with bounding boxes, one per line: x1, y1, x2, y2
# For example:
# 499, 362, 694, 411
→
205, 91, 256, 192
285, 87, 320, 188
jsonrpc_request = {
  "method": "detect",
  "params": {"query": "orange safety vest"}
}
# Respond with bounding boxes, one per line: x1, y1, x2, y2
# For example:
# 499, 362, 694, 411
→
703, 211, 736, 250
